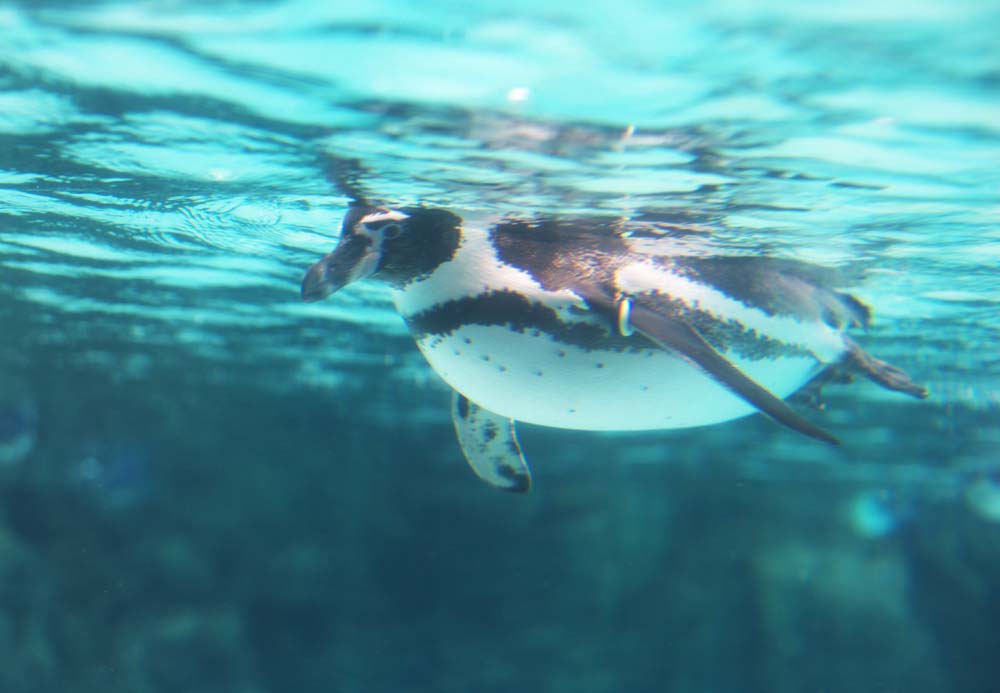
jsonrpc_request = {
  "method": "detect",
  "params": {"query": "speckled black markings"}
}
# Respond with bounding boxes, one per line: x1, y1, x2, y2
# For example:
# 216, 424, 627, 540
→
456, 393, 470, 419
497, 462, 527, 491
482, 421, 498, 442
691, 312, 811, 360
635, 292, 813, 361
411, 286, 813, 364
406, 289, 640, 352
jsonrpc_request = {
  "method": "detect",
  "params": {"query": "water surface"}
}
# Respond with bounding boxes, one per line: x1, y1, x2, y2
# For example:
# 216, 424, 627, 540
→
1, 1, 999, 691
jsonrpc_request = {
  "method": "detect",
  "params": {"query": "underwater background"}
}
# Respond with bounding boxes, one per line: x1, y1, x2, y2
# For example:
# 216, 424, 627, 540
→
1, 0, 999, 691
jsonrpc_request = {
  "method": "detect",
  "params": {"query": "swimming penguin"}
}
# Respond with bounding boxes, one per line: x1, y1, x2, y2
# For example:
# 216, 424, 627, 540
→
302, 206, 928, 492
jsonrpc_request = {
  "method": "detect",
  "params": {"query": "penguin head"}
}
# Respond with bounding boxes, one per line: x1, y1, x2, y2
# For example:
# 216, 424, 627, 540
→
302, 205, 462, 301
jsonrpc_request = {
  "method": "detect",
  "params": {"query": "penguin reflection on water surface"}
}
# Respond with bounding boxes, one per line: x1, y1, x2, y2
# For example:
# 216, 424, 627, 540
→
302, 206, 927, 492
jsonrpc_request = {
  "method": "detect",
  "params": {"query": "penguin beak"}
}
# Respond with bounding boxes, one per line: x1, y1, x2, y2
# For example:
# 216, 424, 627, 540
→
301, 234, 380, 302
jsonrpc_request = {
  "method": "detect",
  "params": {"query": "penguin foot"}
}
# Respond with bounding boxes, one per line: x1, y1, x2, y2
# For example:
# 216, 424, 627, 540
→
451, 391, 532, 493
843, 337, 929, 399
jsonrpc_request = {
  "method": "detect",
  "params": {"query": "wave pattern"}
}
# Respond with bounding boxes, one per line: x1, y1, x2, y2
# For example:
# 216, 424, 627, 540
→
1, 0, 998, 477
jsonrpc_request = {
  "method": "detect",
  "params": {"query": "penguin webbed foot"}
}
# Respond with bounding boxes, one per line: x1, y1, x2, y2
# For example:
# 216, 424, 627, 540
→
450, 392, 532, 493
843, 337, 929, 399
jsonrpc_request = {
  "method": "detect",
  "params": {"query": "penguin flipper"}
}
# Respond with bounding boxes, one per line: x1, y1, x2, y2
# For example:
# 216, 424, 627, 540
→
451, 391, 532, 492
575, 284, 839, 445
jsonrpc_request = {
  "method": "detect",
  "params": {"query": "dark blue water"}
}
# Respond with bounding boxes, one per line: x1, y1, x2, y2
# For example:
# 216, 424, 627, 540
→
1, 1, 999, 691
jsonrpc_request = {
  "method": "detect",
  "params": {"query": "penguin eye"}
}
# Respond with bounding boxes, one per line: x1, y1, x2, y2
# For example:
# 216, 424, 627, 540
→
381, 223, 402, 240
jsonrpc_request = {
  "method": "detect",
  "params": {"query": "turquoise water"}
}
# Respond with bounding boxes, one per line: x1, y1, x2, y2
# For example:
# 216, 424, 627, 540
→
1, 1, 999, 691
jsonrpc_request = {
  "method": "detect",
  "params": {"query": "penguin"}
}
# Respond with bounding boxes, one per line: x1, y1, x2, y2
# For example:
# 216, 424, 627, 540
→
302, 205, 928, 492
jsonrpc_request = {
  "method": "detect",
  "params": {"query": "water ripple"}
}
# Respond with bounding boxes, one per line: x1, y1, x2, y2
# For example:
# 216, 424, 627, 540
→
1, 0, 997, 440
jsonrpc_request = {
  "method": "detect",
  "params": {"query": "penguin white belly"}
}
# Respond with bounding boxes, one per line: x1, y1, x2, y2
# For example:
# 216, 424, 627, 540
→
413, 325, 823, 431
